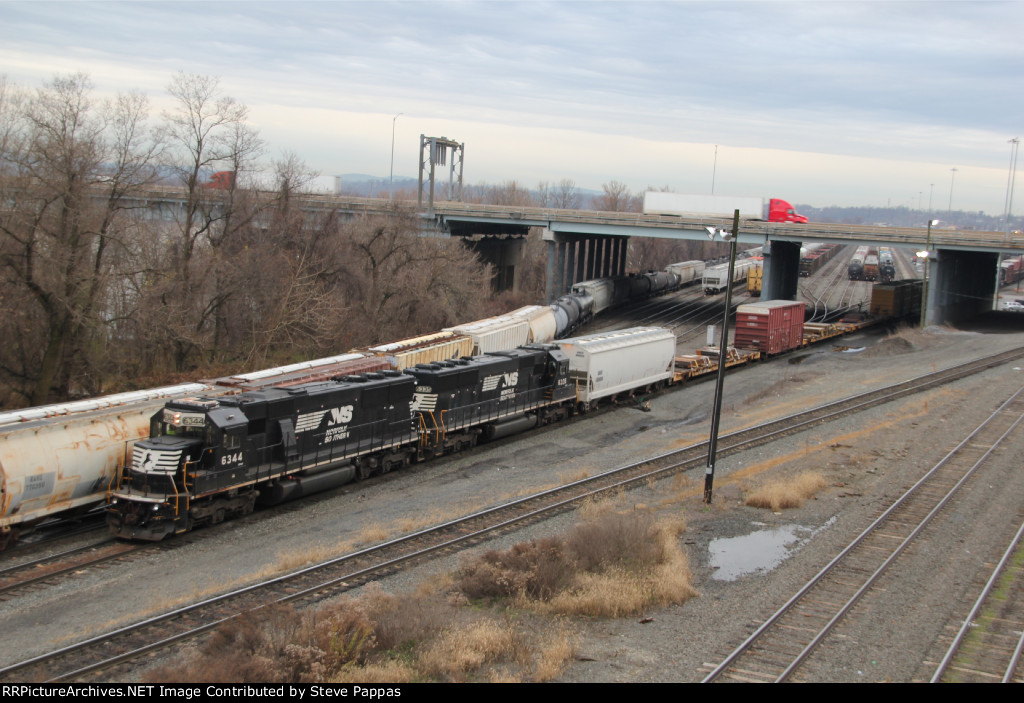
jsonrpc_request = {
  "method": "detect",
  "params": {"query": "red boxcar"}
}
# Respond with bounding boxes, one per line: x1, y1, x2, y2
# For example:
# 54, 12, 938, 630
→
734, 300, 806, 354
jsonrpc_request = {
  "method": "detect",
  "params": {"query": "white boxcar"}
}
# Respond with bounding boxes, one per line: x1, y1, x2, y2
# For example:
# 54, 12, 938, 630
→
666, 260, 706, 286
444, 316, 532, 354
556, 327, 676, 404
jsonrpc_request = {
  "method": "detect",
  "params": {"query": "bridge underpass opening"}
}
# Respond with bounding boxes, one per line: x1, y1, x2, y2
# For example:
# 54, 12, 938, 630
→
469, 235, 526, 292
929, 249, 999, 325
543, 231, 629, 300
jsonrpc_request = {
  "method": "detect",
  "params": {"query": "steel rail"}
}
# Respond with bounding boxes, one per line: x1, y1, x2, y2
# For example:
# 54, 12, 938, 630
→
930, 517, 1024, 683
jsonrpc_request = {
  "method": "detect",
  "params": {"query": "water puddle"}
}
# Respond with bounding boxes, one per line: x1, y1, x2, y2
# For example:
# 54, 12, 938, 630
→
708, 517, 835, 581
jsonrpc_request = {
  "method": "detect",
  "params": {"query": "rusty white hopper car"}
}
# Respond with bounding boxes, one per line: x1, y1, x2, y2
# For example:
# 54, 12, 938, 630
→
0, 383, 212, 547
504, 305, 559, 344
702, 260, 754, 294
556, 327, 677, 406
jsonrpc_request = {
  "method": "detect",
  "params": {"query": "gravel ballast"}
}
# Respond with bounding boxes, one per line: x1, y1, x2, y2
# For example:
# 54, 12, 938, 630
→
2, 318, 1024, 682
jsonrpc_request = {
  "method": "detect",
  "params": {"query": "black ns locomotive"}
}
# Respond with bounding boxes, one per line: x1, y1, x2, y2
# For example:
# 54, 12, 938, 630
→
107, 346, 573, 541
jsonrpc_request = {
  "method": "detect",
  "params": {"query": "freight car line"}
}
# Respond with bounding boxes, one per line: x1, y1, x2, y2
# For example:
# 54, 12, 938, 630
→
930, 516, 1024, 682
702, 381, 1024, 683
4, 346, 1023, 683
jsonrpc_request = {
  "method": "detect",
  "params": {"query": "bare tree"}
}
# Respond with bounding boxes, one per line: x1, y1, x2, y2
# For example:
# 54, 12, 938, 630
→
538, 178, 582, 210
153, 72, 263, 370
0, 74, 161, 405
335, 212, 492, 345
594, 180, 641, 213
465, 180, 536, 207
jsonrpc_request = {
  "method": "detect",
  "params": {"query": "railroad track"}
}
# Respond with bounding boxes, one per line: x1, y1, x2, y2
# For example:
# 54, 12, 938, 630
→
0, 540, 144, 599
702, 380, 1024, 683
930, 516, 1024, 682
3, 346, 1023, 683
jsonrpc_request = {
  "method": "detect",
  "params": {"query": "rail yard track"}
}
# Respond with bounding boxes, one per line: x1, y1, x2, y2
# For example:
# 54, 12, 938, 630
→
2, 345, 1022, 683
0, 540, 145, 599
929, 516, 1024, 683
702, 379, 1024, 683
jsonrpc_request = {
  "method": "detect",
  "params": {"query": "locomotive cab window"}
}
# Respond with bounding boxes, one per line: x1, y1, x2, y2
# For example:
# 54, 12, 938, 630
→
158, 421, 205, 439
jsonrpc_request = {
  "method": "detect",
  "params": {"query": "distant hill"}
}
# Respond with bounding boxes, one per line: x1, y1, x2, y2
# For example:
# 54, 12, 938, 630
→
798, 204, 1020, 232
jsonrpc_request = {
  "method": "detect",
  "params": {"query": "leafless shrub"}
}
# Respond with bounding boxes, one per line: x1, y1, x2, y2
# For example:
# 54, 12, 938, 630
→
565, 512, 665, 573
454, 512, 696, 618
744, 471, 828, 511
145, 603, 375, 683
358, 585, 452, 652
456, 537, 572, 600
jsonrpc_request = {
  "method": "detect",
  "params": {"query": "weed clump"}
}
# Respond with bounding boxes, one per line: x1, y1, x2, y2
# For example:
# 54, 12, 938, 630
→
455, 511, 696, 617
744, 471, 827, 511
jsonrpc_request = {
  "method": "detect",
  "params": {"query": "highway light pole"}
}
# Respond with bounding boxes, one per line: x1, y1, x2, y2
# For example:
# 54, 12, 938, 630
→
918, 219, 939, 328
703, 208, 741, 504
948, 168, 958, 213
389, 112, 403, 201
1005, 137, 1019, 235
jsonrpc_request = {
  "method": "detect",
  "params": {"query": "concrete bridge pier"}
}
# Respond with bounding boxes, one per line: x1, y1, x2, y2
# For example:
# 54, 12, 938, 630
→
543, 230, 628, 302
761, 240, 802, 301
471, 235, 525, 292
927, 249, 999, 325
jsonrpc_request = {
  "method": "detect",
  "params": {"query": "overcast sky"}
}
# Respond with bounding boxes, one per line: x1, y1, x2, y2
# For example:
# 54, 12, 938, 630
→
2, 0, 1021, 214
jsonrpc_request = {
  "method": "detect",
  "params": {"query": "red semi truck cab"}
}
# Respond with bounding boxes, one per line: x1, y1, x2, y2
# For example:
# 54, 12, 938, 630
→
768, 199, 808, 223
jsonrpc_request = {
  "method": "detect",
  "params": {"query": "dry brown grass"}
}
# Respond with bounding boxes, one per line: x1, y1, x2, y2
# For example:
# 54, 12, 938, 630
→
145, 581, 578, 684
418, 618, 521, 680
558, 467, 592, 483
575, 494, 618, 520
744, 471, 828, 511
655, 472, 693, 508
356, 522, 390, 544
456, 511, 696, 618
271, 539, 359, 573
531, 622, 579, 682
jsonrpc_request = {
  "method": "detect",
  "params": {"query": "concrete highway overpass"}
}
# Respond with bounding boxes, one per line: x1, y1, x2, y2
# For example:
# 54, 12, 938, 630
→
134, 188, 1024, 326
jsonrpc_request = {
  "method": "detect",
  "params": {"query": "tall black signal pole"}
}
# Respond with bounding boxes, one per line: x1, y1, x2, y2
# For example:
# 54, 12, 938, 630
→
704, 209, 741, 504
